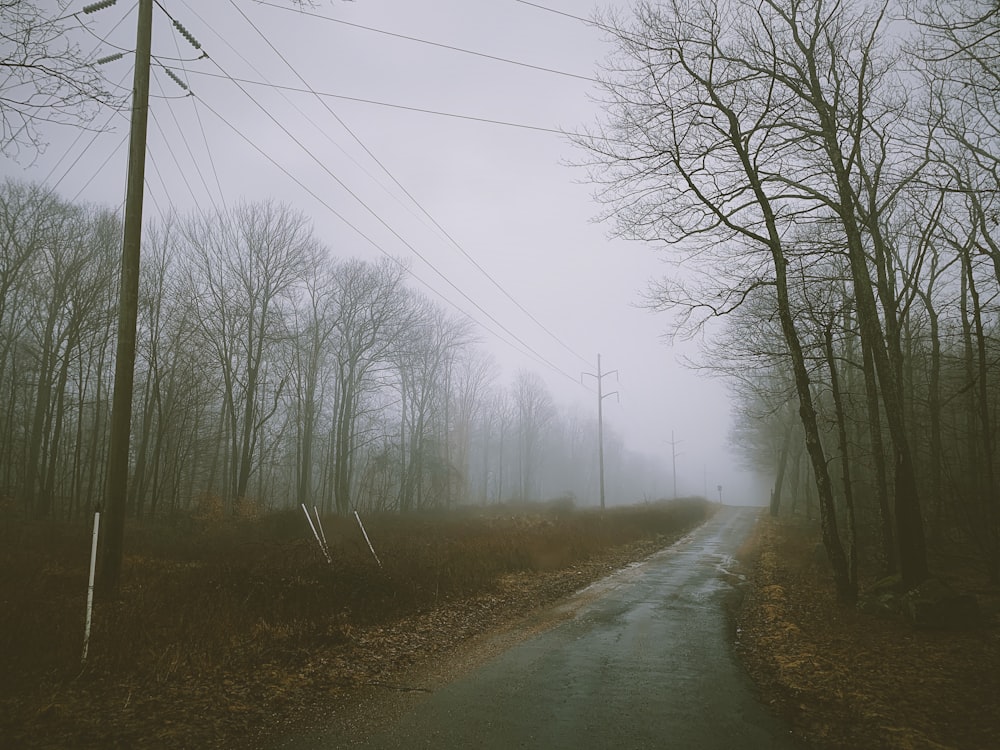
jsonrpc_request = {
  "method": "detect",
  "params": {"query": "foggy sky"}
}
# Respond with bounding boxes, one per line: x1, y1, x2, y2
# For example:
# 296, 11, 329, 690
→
2, 0, 768, 504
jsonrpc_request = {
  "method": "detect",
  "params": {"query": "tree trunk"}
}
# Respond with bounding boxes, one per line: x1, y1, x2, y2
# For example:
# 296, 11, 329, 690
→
771, 420, 793, 517
962, 247, 1000, 581
861, 334, 896, 574
825, 323, 858, 589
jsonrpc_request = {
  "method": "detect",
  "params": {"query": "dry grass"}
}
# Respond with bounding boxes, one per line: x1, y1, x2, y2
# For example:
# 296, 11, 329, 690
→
0, 498, 712, 749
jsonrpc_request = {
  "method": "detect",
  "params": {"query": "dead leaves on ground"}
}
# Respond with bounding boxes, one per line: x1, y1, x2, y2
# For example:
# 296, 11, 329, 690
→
737, 517, 1000, 750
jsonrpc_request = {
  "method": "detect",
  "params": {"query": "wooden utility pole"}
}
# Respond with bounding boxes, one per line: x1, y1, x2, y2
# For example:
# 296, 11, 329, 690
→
98, 0, 153, 597
582, 354, 618, 511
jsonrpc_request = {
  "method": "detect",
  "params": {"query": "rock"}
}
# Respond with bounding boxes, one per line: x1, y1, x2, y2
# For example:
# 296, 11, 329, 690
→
900, 577, 981, 629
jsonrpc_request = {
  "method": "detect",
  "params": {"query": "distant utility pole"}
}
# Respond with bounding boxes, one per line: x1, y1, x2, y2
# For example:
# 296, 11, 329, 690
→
582, 354, 618, 511
98, 0, 153, 598
665, 430, 683, 498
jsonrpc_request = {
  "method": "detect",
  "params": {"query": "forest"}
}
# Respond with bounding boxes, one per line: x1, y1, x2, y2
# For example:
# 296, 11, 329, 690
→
581, 0, 1000, 601
3, 0, 1000, 745
4, 0, 1000, 608
0, 182, 671, 525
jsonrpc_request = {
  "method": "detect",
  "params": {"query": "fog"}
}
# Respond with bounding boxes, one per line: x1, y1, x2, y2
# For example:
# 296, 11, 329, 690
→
1, 0, 767, 507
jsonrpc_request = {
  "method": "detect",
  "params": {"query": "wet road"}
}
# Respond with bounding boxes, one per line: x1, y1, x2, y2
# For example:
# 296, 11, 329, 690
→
280, 506, 800, 749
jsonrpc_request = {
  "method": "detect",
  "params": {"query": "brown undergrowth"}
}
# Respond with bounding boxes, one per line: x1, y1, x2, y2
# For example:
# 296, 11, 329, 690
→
736, 515, 1000, 750
0, 498, 713, 749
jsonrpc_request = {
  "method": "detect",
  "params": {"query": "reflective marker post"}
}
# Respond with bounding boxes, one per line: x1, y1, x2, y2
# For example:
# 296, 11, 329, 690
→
82, 511, 100, 664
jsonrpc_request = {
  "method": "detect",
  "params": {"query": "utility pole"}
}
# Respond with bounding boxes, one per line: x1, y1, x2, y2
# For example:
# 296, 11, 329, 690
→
98, 0, 153, 598
665, 430, 683, 498
582, 354, 618, 511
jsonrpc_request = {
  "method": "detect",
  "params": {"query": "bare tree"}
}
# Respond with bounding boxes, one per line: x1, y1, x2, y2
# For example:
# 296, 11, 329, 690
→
20, 198, 117, 518
327, 257, 408, 515
394, 295, 473, 511
288, 259, 338, 508
582, 0, 859, 599
512, 370, 555, 502
450, 348, 498, 504
183, 201, 317, 511
0, 1, 119, 158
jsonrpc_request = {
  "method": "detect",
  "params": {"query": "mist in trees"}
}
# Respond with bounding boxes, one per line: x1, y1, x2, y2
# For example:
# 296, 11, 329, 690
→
582, 0, 1000, 599
0, 179, 675, 524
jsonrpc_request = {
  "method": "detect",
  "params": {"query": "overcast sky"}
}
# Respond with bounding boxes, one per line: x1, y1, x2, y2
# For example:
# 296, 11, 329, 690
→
3, 0, 769, 504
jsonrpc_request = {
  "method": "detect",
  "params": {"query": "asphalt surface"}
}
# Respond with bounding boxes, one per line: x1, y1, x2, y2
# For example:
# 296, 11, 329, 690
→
279, 505, 801, 749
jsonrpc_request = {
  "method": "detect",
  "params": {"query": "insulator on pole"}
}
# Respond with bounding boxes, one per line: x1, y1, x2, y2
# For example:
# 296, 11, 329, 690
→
83, 0, 117, 13
173, 20, 202, 49
165, 68, 189, 91
96, 52, 124, 65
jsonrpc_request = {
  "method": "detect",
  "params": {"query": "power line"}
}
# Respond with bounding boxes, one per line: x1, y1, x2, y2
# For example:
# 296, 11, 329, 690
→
77, 1, 590, 385
146, 77, 217, 214
67, 129, 128, 204
180, 69, 578, 137
164, 11, 226, 211
255, 0, 600, 83
513, 0, 593, 24
221, 0, 465, 236
162, 4, 588, 384
16, 2, 132, 174
209, 66, 582, 383
150, 62, 223, 213
228, 1, 593, 369
180, 0, 457, 220
45, 89, 128, 192
192, 93, 582, 386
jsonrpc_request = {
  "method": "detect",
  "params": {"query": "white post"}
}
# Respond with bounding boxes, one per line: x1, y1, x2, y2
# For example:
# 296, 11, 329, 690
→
313, 506, 329, 551
302, 504, 332, 565
82, 511, 100, 664
354, 510, 382, 568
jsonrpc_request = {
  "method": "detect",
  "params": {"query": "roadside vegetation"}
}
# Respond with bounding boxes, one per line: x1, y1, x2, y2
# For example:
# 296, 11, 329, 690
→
737, 514, 1000, 749
1, 497, 712, 748
585, 4, 1000, 741
584, 0, 1000, 602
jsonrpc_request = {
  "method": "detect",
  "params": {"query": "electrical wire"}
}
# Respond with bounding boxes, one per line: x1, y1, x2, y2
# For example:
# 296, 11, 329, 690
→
138, 143, 171, 227
164, 10, 227, 212
6, 1, 132, 157
220, 1, 454, 239
153, 5, 586, 383
227, 0, 594, 368
181, 68, 582, 137
67, 129, 128, 204
44, 66, 131, 193
145, 77, 215, 214
178, 0, 426, 223
193, 92, 583, 386
254, 0, 600, 84
513, 0, 593, 24
77, 2, 591, 385
188, 91, 226, 210
149, 61, 222, 214
232, 76, 582, 383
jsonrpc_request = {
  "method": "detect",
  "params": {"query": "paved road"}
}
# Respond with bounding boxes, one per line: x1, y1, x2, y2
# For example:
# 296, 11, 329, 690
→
280, 506, 801, 749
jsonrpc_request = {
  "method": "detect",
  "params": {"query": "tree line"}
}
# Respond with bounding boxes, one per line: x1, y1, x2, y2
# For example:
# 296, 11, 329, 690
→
0, 180, 671, 523
583, 0, 1000, 600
